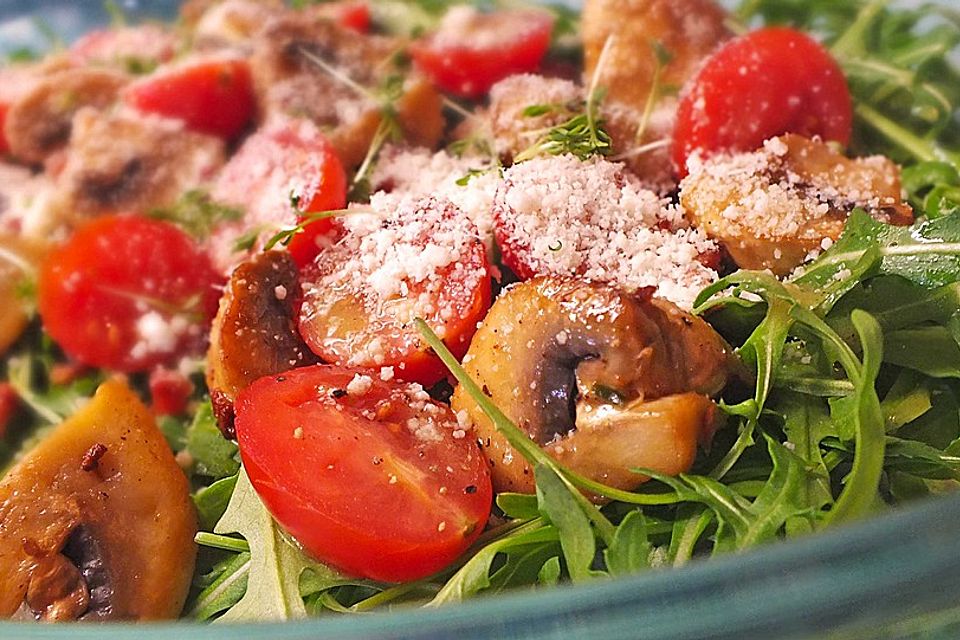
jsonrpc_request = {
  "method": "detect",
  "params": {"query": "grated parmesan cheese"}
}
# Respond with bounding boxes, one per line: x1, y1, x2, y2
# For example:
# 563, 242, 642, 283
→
371, 146, 501, 254
494, 154, 719, 309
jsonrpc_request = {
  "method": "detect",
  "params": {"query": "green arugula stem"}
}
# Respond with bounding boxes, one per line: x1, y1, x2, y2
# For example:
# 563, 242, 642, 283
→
195, 532, 251, 553
855, 103, 960, 166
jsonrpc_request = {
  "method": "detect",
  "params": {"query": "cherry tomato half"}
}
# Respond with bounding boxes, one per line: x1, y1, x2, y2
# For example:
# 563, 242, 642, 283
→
672, 27, 852, 177
210, 120, 347, 268
125, 58, 255, 140
38, 215, 222, 372
298, 197, 492, 386
235, 364, 492, 583
315, 1, 372, 33
410, 8, 554, 98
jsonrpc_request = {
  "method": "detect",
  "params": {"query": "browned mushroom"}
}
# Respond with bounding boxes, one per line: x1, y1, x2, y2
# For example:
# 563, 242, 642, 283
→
4, 68, 128, 165
0, 379, 197, 621
582, 0, 731, 190
51, 107, 225, 221
680, 134, 914, 275
206, 251, 319, 426
451, 276, 738, 495
486, 74, 583, 162
250, 14, 444, 169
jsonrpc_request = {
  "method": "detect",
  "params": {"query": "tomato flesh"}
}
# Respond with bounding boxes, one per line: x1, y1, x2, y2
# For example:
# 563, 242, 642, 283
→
298, 197, 492, 386
235, 364, 492, 583
38, 215, 222, 372
210, 120, 347, 268
317, 1, 372, 33
672, 27, 852, 177
410, 9, 554, 98
125, 58, 255, 140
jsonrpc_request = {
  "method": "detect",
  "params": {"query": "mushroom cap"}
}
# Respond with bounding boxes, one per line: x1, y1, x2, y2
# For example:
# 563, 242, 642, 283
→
0, 380, 197, 621
452, 276, 737, 494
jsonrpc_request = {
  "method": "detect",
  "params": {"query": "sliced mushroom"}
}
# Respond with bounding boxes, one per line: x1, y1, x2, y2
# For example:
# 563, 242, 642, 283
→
207, 251, 319, 407
0, 233, 47, 356
582, 0, 731, 189
680, 134, 914, 275
486, 74, 583, 162
51, 107, 225, 221
0, 379, 197, 620
451, 276, 738, 494
4, 68, 128, 165
250, 15, 444, 169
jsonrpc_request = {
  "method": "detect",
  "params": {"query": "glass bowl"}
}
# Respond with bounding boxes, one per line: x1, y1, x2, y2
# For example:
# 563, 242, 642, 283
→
2, 2, 960, 638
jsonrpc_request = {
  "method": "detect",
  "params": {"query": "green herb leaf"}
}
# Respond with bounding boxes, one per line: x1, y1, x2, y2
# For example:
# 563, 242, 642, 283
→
825, 310, 886, 525
603, 511, 653, 577
429, 523, 556, 605
194, 473, 240, 530
535, 464, 603, 583
149, 190, 244, 240
793, 204, 960, 290
187, 551, 251, 621
213, 469, 345, 621
186, 402, 239, 480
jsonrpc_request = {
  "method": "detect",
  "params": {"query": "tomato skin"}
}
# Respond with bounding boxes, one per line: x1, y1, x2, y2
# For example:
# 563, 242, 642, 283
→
149, 367, 195, 416
0, 383, 18, 439
318, 1, 372, 33
672, 27, 852, 177
298, 200, 492, 387
38, 215, 223, 373
410, 9, 554, 98
210, 121, 347, 268
235, 364, 492, 583
125, 59, 255, 140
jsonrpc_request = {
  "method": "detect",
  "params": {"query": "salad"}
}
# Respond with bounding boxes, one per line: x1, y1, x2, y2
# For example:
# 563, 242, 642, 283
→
1, 0, 959, 627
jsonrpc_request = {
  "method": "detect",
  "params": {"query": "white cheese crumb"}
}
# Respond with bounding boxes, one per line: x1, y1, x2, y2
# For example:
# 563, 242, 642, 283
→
346, 374, 373, 396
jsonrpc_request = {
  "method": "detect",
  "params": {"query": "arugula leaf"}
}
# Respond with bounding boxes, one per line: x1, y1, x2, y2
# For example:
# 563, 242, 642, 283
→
825, 310, 886, 525
186, 402, 239, 480
188, 551, 251, 621
213, 470, 345, 621
537, 556, 561, 585
603, 511, 653, 577
497, 492, 541, 520
884, 327, 960, 378
902, 161, 960, 219
793, 210, 960, 290
666, 506, 712, 567
194, 474, 239, 530
535, 464, 603, 582
429, 523, 556, 605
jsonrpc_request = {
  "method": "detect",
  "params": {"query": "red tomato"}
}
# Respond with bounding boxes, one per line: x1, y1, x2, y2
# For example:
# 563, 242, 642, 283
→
38, 215, 222, 372
210, 121, 347, 268
672, 27, 852, 178
0, 383, 19, 439
235, 364, 492, 582
410, 8, 554, 98
0, 103, 9, 155
315, 1, 372, 33
298, 197, 492, 386
149, 367, 195, 416
124, 58, 255, 140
